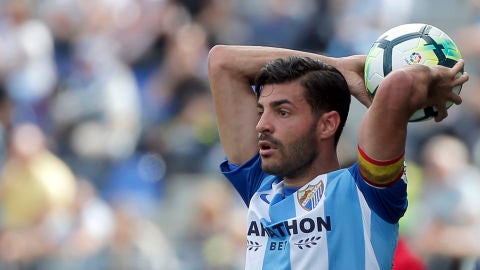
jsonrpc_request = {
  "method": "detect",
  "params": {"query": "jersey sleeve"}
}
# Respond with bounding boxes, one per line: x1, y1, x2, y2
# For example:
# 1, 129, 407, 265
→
219, 154, 267, 206
349, 162, 408, 224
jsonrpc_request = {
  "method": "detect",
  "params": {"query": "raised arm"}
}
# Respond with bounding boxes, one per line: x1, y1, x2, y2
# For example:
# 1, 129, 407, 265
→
358, 60, 468, 184
207, 45, 370, 165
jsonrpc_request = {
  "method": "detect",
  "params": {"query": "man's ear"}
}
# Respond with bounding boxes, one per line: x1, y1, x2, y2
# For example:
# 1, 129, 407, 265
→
317, 111, 340, 140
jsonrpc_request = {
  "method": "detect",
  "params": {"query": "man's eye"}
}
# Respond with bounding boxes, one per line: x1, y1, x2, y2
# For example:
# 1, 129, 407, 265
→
279, 110, 289, 117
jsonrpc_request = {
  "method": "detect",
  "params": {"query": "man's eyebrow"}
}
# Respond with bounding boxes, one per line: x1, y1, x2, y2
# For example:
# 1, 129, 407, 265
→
270, 99, 291, 108
257, 99, 292, 109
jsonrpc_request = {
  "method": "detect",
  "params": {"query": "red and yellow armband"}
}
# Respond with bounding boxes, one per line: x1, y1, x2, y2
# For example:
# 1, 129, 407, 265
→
357, 146, 405, 187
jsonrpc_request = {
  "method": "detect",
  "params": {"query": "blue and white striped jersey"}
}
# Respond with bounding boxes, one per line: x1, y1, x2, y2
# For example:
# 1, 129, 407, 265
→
220, 154, 407, 270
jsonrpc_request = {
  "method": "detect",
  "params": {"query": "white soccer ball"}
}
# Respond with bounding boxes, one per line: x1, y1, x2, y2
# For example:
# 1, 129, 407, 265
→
364, 23, 463, 122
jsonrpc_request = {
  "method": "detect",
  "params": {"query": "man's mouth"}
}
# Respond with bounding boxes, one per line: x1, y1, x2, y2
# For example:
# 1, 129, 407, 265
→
258, 140, 276, 156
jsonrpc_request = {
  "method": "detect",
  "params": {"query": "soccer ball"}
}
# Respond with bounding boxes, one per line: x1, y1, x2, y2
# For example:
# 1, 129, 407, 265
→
364, 23, 463, 122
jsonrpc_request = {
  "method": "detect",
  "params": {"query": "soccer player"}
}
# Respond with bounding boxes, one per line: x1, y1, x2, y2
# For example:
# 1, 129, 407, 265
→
207, 45, 468, 269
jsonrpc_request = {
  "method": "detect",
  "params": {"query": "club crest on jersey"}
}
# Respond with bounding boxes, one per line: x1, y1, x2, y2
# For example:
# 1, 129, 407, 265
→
297, 180, 324, 211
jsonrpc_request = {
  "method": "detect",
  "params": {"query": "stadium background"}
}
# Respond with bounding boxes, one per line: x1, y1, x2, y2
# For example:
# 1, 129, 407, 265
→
0, 0, 479, 269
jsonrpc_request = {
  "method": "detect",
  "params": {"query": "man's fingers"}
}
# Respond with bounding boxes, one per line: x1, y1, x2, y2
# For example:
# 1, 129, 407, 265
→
452, 59, 465, 75
456, 71, 469, 85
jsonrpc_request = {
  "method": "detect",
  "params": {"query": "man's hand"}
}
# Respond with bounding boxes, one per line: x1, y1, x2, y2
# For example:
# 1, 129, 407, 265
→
338, 55, 372, 108
427, 59, 468, 122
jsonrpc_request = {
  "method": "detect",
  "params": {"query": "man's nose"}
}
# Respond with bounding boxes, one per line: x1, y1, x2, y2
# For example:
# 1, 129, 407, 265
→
256, 113, 273, 134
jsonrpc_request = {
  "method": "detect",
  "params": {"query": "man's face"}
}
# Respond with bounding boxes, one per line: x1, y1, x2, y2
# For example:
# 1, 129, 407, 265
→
256, 81, 319, 178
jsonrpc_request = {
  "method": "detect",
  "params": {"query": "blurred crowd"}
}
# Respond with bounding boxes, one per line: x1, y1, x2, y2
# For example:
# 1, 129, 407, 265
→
0, 0, 479, 269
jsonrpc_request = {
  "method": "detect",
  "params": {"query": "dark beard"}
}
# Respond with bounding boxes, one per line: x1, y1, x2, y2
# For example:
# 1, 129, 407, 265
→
261, 123, 318, 178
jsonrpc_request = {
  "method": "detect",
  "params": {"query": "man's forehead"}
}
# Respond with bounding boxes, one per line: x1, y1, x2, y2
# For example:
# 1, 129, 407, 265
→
257, 83, 309, 110
258, 82, 304, 101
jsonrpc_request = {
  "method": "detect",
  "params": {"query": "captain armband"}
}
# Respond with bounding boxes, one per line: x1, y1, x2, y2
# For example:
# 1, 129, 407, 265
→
357, 146, 405, 187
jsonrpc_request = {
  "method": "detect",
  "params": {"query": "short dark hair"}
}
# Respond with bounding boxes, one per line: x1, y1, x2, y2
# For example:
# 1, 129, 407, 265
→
254, 56, 351, 146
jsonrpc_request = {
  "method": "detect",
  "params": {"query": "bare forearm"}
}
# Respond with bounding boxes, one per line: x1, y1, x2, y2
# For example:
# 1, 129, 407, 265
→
208, 46, 260, 164
358, 70, 416, 163
358, 62, 466, 174
209, 45, 370, 105
210, 45, 341, 80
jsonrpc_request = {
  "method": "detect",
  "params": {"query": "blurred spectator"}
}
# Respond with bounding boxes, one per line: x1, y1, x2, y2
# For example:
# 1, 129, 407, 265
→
292, 0, 335, 53
174, 177, 246, 270
0, 123, 77, 268
393, 237, 426, 270
325, 0, 382, 56
36, 0, 83, 80
157, 75, 219, 174
193, 0, 250, 46
142, 21, 210, 125
0, 0, 57, 126
39, 178, 115, 270
105, 205, 181, 270
50, 35, 142, 185
413, 135, 480, 270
